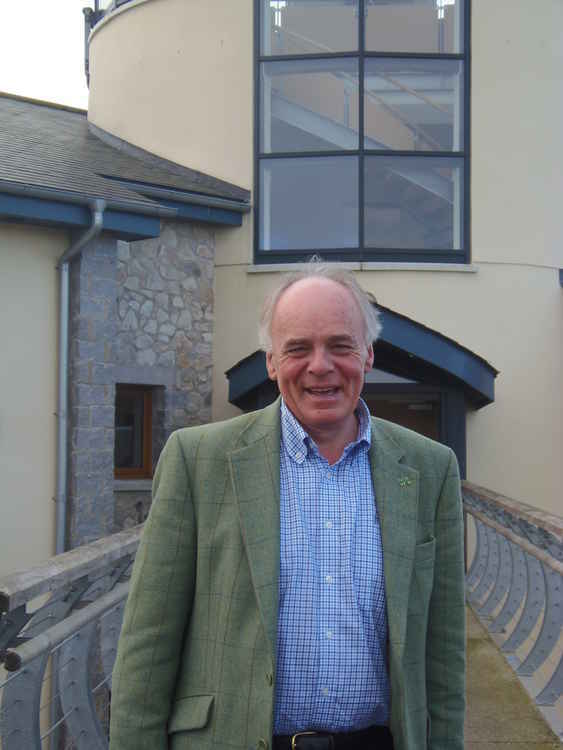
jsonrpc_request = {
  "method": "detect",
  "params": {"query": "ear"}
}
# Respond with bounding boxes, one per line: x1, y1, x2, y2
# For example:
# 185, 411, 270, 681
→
364, 344, 374, 372
266, 351, 278, 382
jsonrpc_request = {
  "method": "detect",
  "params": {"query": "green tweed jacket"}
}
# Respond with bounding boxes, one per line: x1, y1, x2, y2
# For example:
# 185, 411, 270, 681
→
109, 399, 465, 750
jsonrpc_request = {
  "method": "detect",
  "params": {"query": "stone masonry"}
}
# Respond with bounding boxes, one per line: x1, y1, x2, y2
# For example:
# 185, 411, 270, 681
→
113, 220, 215, 530
67, 220, 216, 546
68, 236, 118, 548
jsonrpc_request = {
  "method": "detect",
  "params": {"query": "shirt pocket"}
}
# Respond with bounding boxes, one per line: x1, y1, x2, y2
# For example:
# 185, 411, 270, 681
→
168, 694, 215, 735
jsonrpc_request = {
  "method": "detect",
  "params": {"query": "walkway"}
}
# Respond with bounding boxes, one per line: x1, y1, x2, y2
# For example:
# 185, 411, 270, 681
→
466, 607, 561, 748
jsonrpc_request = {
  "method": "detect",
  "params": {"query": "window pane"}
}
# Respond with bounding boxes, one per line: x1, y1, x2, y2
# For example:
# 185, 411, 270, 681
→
261, 59, 359, 153
364, 156, 463, 250
260, 0, 358, 56
364, 59, 463, 152
260, 157, 358, 251
115, 390, 145, 469
365, 0, 464, 54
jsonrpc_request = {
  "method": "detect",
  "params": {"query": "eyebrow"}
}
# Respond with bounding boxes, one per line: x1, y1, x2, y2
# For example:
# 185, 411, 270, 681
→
282, 335, 357, 348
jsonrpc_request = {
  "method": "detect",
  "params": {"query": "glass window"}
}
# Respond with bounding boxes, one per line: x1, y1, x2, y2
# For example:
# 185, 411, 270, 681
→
261, 0, 359, 56
261, 58, 359, 153
364, 156, 463, 251
114, 385, 153, 478
365, 0, 464, 54
364, 59, 463, 152
260, 157, 358, 251
255, 0, 468, 262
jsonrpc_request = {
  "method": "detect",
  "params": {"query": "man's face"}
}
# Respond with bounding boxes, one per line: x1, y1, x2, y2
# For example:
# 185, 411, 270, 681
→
266, 278, 374, 441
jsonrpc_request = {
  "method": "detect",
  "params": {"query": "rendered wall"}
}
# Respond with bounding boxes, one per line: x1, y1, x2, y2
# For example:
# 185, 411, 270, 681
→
87, 0, 562, 516
212, 0, 563, 515
0, 224, 63, 576
88, 0, 253, 189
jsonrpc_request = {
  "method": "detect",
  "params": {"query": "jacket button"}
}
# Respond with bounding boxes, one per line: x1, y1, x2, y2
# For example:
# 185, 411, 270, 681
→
266, 672, 273, 686
258, 739, 269, 750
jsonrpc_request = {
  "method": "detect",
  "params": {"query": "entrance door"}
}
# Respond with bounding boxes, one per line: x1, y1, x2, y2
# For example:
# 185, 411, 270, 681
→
364, 393, 440, 441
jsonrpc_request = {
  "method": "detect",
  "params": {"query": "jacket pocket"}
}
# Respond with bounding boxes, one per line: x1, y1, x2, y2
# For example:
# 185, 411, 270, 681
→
168, 694, 215, 734
413, 537, 436, 568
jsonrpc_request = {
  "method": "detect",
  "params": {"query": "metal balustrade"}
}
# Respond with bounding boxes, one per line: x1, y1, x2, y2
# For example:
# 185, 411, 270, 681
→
1, 485, 561, 748
0, 527, 140, 749
463, 481, 563, 726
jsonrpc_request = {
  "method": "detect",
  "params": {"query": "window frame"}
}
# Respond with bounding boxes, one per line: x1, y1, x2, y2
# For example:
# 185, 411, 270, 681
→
253, 0, 471, 264
114, 384, 153, 479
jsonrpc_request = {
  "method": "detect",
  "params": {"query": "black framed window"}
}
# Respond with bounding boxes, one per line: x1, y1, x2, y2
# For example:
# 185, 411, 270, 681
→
255, 0, 469, 263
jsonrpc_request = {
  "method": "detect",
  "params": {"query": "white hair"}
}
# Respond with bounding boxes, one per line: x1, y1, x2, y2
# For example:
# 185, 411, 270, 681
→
258, 260, 382, 352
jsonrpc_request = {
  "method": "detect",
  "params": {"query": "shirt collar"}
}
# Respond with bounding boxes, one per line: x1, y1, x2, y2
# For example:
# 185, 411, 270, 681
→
280, 397, 372, 465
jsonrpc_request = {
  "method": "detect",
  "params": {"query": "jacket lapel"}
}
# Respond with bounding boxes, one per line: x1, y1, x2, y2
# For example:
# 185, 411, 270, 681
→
228, 401, 281, 665
370, 418, 419, 663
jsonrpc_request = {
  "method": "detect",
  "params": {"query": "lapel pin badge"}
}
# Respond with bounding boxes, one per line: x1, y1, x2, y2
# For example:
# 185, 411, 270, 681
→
399, 477, 413, 488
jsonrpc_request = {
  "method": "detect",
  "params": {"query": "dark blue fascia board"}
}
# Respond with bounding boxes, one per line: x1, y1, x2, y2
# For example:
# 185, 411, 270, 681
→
377, 307, 497, 405
0, 192, 161, 240
158, 198, 243, 227
101, 209, 160, 239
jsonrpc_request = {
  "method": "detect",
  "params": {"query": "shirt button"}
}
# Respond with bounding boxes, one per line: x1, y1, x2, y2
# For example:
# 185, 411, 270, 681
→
321, 687, 329, 696
326, 629, 333, 639
325, 575, 333, 584
325, 520, 333, 529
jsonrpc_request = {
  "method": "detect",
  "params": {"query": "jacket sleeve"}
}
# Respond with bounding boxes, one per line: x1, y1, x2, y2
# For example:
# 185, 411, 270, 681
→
109, 431, 197, 750
426, 448, 466, 750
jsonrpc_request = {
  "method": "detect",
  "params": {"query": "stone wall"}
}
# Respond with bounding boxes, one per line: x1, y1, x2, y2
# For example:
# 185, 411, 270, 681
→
67, 236, 118, 547
113, 220, 215, 527
66, 220, 216, 547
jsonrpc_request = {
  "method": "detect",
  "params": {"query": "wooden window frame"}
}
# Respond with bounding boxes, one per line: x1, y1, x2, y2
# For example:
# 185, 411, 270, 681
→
114, 385, 153, 479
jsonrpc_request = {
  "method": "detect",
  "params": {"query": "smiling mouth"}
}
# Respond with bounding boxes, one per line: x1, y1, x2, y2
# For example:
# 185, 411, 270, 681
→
305, 387, 339, 396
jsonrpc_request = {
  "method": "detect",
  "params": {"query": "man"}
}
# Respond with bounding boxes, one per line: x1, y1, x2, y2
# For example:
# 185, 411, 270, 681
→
109, 265, 465, 750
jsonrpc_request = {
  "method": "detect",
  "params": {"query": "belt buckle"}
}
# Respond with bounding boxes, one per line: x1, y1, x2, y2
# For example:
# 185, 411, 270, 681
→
291, 732, 319, 750
291, 732, 334, 750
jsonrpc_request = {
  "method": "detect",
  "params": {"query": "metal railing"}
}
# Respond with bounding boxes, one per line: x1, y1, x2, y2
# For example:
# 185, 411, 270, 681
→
0, 528, 141, 749
463, 481, 563, 719
1, 485, 561, 748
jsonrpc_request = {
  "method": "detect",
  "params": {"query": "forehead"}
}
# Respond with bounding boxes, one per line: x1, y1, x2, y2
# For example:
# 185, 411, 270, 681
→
272, 277, 365, 340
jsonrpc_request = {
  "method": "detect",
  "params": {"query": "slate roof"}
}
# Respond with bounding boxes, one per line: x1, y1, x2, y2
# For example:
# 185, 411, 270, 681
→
0, 93, 250, 213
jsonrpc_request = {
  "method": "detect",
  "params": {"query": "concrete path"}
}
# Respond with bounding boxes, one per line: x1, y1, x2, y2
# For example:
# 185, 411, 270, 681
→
465, 607, 561, 748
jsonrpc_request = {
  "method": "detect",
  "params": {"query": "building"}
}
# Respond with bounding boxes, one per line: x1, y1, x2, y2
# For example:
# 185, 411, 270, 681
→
1, 0, 561, 575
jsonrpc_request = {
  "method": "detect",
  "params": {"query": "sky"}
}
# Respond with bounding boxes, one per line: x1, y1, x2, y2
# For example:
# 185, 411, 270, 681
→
0, 0, 91, 109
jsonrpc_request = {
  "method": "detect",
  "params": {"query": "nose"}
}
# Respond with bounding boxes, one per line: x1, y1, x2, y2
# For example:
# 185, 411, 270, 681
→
307, 346, 334, 375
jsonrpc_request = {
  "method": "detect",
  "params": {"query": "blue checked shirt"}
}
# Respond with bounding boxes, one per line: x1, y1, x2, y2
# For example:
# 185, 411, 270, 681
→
274, 399, 390, 734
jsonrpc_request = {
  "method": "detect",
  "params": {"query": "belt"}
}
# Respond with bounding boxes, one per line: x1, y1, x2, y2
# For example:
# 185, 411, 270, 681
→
273, 725, 392, 750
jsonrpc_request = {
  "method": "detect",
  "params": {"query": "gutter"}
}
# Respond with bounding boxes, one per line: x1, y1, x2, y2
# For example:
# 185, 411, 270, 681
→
100, 177, 252, 214
0, 178, 176, 219
55, 199, 106, 555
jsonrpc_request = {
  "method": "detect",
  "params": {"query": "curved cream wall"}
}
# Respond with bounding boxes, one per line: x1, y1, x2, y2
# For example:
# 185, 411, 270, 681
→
212, 1, 563, 516
0, 224, 63, 576
88, 0, 253, 189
